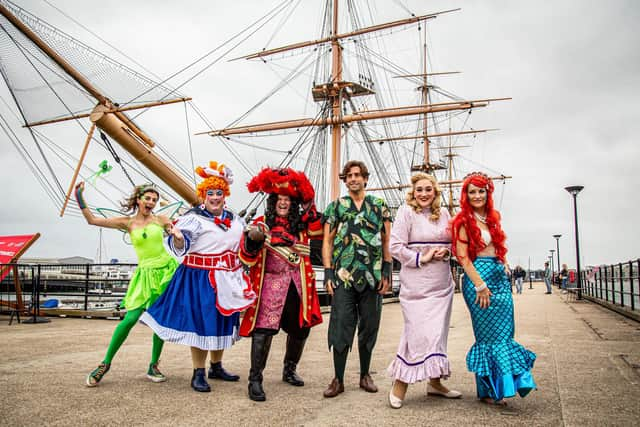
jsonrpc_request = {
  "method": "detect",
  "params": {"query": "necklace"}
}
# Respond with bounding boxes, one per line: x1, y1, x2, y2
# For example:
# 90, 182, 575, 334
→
142, 222, 152, 239
138, 215, 154, 239
473, 212, 487, 224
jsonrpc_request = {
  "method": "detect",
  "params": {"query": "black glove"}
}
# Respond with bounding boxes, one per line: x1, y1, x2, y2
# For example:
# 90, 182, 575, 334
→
247, 227, 265, 243
382, 261, 392, 282
243, 226, 265, 255
324, 268, 336, 290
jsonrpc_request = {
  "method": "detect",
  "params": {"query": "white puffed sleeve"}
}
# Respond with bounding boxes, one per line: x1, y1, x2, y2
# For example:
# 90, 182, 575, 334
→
167, 214, 203, 257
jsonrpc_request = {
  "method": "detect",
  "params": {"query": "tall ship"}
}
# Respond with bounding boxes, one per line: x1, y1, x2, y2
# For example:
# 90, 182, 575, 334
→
0, 0, 510, 220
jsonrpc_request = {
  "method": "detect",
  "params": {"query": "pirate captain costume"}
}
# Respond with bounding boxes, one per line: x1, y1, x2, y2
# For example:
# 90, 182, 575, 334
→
238, 167, 323, 402
140, 161, 255, 392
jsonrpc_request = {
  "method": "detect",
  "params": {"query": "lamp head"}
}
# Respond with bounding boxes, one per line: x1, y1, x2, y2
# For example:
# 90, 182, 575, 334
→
552, 234, 562, 239
565, 185, 584, 196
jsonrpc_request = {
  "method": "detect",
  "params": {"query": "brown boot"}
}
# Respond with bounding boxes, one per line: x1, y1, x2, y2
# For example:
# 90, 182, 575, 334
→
359, 373, 378, 393
323, 378, 344, 398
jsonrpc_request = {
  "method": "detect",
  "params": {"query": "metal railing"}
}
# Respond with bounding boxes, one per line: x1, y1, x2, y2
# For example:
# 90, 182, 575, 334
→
1, 262, 136, 319
580, 259, 639, 312
2, 262, 401, 320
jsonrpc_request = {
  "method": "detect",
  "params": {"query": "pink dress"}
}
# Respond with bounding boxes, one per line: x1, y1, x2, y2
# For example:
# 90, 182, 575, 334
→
387, 205, 454, 383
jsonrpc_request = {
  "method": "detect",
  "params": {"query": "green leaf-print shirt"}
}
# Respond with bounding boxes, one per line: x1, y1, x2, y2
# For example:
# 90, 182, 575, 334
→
323, 194, 392, 289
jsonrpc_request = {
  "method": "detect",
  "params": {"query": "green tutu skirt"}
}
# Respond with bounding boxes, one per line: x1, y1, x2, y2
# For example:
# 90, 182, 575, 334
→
121, 254, 179, 310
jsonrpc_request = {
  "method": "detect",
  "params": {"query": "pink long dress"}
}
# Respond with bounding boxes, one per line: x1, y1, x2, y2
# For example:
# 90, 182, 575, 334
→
387, 204, 454, 383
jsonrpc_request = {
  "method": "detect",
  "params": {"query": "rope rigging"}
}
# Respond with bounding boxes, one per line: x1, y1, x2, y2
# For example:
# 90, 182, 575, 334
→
0, 24, 65, 197
123, 0, 294, 110
99, 131, 135, 188
0, 111, 61, 210
0, 0, 510, 221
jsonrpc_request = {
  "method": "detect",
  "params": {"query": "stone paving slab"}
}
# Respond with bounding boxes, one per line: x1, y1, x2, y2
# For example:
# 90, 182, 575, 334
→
1, 283, 639, 426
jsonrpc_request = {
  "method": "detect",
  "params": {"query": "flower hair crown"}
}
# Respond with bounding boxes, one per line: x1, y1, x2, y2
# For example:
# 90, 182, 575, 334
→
138, 183, 159, 197
463, 171, 493, 192
463, 171, 490, 181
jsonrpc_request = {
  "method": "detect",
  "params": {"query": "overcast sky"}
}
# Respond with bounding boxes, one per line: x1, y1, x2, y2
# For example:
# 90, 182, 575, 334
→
1, 0, 638, 270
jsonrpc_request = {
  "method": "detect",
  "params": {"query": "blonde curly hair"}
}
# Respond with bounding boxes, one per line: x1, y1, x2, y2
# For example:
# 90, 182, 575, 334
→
405, 173, 442, 221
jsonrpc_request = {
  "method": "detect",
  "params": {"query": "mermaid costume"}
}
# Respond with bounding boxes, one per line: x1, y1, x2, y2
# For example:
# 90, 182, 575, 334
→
462, 257, 536, 401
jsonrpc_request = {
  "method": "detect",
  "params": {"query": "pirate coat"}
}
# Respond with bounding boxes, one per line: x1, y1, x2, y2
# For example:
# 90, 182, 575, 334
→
239, 215, 323, 337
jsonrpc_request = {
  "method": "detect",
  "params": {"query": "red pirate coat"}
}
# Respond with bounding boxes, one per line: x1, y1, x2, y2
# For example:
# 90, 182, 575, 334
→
239, 215, 323, 337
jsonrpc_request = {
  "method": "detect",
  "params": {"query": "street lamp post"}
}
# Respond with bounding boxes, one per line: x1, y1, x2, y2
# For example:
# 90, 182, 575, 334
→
565, 185, 584, 300
553, 234, 562, 281
550, 249, 555, 287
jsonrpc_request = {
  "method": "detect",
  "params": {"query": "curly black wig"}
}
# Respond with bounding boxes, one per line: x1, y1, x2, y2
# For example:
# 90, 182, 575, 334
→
264, 193, 304, 233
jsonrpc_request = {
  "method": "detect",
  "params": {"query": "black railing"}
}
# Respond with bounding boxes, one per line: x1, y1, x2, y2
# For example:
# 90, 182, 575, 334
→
2, 262, 401, 320
580, 259, 639, 312
1, 262, 137, 319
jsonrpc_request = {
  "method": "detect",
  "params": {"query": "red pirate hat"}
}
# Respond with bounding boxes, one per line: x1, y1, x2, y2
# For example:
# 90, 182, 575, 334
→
247, 167, 315, 203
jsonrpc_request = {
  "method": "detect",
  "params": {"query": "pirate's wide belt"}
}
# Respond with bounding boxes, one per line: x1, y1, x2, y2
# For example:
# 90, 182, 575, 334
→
265, 238, 310, 266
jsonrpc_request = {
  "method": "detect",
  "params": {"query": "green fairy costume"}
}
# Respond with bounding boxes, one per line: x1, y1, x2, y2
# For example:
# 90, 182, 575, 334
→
121, 222, 178, 310
86, 219, 178, 387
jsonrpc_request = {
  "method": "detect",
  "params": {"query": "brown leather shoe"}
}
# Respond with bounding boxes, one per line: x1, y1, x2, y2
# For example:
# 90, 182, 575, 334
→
359, 374, 378, 393
323, 378, 344, 398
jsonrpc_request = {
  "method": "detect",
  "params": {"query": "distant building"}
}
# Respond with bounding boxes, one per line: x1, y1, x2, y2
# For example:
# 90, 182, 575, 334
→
19, 256, 94, 265
58, 256, 93, 264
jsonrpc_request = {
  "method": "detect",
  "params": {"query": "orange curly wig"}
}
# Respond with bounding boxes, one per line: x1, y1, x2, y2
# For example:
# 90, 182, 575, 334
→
195, 161, 232, 199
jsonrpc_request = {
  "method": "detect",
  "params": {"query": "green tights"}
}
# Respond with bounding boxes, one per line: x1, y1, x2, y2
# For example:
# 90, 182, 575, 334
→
102, 307, 164, 365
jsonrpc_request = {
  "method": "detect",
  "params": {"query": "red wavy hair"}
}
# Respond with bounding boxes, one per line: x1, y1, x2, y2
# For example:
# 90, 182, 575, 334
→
451, 173, 507, 263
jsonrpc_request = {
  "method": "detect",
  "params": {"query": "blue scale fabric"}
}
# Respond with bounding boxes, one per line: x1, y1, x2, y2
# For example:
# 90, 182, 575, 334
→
462, 256, 536, 401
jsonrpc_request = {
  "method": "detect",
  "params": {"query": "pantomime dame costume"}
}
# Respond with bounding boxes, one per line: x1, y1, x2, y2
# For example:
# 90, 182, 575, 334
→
141, 162, 255, 392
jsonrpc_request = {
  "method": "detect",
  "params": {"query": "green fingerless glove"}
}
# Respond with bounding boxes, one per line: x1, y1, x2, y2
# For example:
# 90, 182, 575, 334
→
74, 184, 87, 209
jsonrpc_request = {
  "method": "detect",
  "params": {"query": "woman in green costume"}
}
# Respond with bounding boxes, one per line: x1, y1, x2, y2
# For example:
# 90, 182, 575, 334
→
74, 182, 180, 387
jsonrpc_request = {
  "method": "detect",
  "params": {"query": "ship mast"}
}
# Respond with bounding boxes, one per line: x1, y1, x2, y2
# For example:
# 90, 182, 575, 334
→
419, 25, 432, 172
329, 0, 342, 201
446, 120, 457, 215
203, 2, 471, 200
0, 3, 199, 206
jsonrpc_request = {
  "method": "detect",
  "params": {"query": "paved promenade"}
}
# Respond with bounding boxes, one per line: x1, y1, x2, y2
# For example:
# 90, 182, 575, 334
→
1, 284, 639, 426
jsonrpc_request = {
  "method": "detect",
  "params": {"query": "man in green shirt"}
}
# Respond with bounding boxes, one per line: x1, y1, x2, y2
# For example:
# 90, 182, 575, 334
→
321, 160, 392, 398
